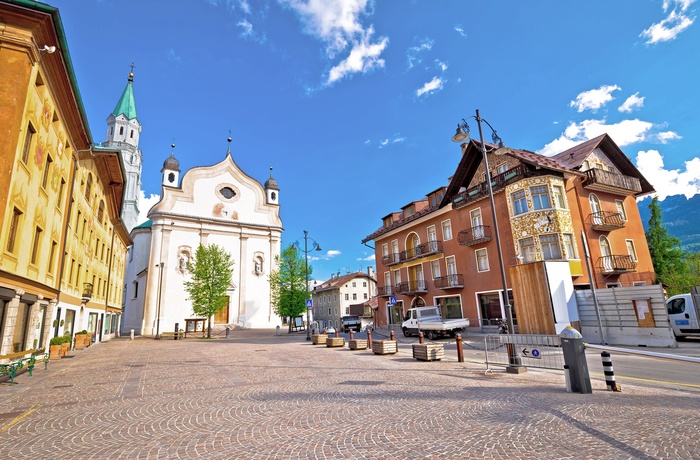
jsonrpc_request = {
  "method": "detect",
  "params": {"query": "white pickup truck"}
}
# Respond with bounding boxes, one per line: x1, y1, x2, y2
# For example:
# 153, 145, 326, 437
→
401, 306, 470, 340
666, 285, 700, 340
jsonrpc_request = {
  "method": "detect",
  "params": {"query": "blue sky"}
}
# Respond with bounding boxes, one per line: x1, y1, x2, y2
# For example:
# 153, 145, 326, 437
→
50, 0, 700, 282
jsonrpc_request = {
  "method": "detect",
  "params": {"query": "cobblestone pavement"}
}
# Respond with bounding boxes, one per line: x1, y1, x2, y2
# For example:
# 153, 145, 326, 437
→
1, 329, 699, 459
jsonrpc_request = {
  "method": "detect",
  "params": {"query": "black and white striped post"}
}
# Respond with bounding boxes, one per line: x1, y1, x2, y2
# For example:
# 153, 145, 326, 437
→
601, 351, 621, 392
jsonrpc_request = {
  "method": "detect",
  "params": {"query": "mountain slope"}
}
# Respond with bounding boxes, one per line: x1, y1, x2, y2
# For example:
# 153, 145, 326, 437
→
638, 194, 700, 253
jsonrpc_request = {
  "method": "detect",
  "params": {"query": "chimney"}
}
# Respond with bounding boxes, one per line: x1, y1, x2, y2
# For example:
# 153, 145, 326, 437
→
367, 266, 374, 278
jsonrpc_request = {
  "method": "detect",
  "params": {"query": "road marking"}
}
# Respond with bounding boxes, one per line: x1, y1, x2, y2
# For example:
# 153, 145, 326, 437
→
1, 404, 43, 433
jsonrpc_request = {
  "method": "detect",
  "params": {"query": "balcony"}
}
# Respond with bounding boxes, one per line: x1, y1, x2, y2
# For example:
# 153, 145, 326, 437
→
452, 164, 531, 209
590, 211, 626, 232
382, 253, 403, 267
377, 285, 394, 297
401, 240, 443, 262
583, 168, 642, 196
396, 280, 428, 295
82, 282, 93, 302
597, 255, 637, 274
434, 274, 464, 289
458, 225, 492, 246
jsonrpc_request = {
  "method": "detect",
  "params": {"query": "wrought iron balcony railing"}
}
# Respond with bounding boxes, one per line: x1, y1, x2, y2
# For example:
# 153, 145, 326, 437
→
597, 255, 637, 273
458, 225, 493, 246
434, 274, 464, 289
589, 211, 626, 231
396, 280, 428, 295
377, 285, 394, 297
452, 164, 530, 209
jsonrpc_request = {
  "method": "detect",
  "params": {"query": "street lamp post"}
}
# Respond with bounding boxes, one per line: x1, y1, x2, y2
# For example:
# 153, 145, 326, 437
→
155, 262, 164, 339
292, 230, 322, 341
452, 109, 520, 367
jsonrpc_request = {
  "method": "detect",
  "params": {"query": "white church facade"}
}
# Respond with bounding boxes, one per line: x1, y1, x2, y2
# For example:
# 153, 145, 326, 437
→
121, 141, 283, 335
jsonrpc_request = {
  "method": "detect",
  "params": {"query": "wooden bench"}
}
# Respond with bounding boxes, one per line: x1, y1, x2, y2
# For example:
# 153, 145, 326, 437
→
0, 349, 49, 385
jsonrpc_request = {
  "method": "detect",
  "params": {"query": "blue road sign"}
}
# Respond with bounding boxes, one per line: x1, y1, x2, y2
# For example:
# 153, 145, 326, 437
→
306, 299, 313, 309
389, 296, 397, 305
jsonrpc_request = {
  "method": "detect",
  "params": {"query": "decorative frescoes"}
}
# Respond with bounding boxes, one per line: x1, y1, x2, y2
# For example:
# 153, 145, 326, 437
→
212, 202, 239, 220
35, 138, 45, 167
177, 247, 192, 274
253, 252, 265, 277
41, 98, 52, 130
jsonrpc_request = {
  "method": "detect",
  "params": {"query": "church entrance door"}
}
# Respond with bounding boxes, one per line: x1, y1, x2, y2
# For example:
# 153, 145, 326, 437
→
215, 296, 230, 324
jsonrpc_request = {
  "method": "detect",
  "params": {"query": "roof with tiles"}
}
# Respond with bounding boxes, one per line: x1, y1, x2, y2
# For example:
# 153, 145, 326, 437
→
313, 271, 375, 293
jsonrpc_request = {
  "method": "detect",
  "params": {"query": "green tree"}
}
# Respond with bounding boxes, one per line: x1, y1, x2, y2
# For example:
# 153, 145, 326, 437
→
270, 245, 311, 332
662, 252, 700, 297
646, 196, 687, 291
183, 244, 234, 338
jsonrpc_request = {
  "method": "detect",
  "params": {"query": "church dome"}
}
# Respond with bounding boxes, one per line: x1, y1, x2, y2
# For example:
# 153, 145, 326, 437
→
163, 151, 180, 171
264, 176, 278, 190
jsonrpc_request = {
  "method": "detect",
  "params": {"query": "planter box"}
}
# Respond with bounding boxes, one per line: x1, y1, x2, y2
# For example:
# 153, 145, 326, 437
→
60, 343, 70, 356
326, 337, 345, 348
74, 334, 88, 350
372, 340, 398, 355
412, 343, 444, 361
312, 334, 328, 345
49, 345, 62, 360
348, 339, 367, 350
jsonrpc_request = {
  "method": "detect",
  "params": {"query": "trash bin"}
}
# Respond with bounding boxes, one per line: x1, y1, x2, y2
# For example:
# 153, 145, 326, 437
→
174, 323, 179, 340
560, 326, 591, 394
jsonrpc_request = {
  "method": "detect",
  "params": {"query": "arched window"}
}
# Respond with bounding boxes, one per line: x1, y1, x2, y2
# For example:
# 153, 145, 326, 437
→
589, 194, 602, 225
599, 235, 612, 271
130, 130, 134, 139
85, 174, 92, 201
119, 126, 124, 135
97, 200, 105, 224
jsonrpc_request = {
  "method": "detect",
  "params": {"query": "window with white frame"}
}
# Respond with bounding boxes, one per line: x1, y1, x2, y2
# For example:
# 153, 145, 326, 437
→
633, 281, 647, 286
616, 200, 627, 221
382, 243, 389, 259
511, 189, 528, 215
520, 237, 537, 263
394, 269, 401, 285
562, 233, 577, 259
391, 240, 399, 263
364, 293, 368, 299
531, 185, 551, 210
441, 220, 452, 240
496, 163, 509, 174
582, 160, 590, 170
552, 185, 565, 208
626, 239, 638, 262
540, 234, 561, 260
476, 248, 489, 272
345, 293, 349, 300
470, 208, 484, 238
352, 281, 356, 287
427, 225, 438, 252
431, 260, 441, 279
384, 272, 391, 288
353, 293, 357, 300
446, 256, 457, 285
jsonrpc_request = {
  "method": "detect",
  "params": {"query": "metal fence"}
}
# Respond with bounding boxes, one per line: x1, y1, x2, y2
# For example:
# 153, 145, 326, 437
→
484, 334, 564, 371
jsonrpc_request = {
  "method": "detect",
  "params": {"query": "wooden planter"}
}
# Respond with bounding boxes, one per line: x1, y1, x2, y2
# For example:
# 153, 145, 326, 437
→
372, 340, 398, 355
312, 334, 328, 345
60, 342, 70, 356
49, 345, 62, 360
412, 343, 444, 361
326, 337, 345, 348
348, 339, 367, 350
74, 334, 88, 350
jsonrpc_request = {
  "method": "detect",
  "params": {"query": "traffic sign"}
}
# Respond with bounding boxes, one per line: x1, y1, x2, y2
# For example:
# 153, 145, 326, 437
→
306, 299, 313, 309
521, 347, 541, 359
389, 295, 397, 305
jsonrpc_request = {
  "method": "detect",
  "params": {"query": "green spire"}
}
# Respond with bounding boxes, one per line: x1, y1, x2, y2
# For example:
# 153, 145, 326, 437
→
112, 71, 138, 120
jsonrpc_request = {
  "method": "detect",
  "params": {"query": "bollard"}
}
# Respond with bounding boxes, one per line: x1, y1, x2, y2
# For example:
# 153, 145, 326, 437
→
456, 333, 464, 363
174, 323, 179, 340
225, 327, 230, 338
276, 325, 281, 336
349, 329, 354, 340
560, 326, 592, 394
418, 331, 424, 344
130, 329, 134, 341
601, 352, 621, 392
390, 330, 395, 341
367, 330, 372, 348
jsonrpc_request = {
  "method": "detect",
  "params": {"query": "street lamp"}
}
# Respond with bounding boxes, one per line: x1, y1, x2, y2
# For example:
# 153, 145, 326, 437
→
291, 230, 322, 341
155, 262, 164, 339
452, 109, 520, 366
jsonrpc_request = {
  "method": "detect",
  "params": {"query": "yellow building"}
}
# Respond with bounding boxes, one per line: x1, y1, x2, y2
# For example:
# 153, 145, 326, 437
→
0, 0, 130, 354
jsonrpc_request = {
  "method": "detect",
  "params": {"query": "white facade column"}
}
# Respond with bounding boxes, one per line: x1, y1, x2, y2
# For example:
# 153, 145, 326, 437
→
0, 289, 23, 355
238, 235, 248, 321
142, 222, 165, 335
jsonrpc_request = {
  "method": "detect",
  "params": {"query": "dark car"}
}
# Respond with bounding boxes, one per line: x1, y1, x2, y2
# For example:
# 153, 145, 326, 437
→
341, 315, 362, 332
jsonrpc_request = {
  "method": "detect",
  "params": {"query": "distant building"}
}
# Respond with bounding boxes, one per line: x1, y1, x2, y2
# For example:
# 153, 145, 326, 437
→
121, 142, 283, 335
0, 0, 130, 352
363, 134, 656, 331
312, 268, 377, 330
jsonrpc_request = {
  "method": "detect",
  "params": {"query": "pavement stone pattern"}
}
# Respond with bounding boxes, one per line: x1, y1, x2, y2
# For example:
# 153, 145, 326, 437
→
0, 329, 698, 459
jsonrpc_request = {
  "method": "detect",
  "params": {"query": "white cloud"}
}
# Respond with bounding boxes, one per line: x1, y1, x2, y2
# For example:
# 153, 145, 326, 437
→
311, 249, 341, 261
358, 254, 375, 261
640, 0, 696, 44
538, 118, 655, 156
137, 191, 161, 226
239, 0, 251, 14
238, 19, 253, 36
656, 131, 682, 143
618, 92, 645, 113
435, 59, 447, 72
569, 85, 620, 112
636, 150, 700, 199
454, 25, 466, 37
326, 250, 341, 256
406, 38, 433, 69
377, 134, 404, 148
166, 49, 181, 62
416, 76, 444, 97
326, 27, 388, 84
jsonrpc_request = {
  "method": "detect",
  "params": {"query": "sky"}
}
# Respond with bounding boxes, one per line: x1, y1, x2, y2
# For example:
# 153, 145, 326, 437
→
48, 0, 700, 282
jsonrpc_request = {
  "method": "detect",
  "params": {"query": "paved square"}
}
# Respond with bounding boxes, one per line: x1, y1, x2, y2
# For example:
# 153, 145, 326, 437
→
1, 330, 698, 459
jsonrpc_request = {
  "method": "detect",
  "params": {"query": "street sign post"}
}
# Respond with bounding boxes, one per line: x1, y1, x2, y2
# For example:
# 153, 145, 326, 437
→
306, 299, 313, 309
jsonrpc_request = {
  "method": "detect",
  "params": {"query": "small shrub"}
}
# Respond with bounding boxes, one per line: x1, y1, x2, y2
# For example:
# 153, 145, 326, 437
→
49, 337, 63, 346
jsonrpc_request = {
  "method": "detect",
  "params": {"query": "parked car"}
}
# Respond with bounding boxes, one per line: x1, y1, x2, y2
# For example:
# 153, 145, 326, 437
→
325, 326, 336, 334
666, 285, 700, 340
362, 322, 374, 332
341, 315, 362, 332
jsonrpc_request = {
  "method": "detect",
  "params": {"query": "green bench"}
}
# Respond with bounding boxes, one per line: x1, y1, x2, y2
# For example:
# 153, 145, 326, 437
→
0, 349, 49, 385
